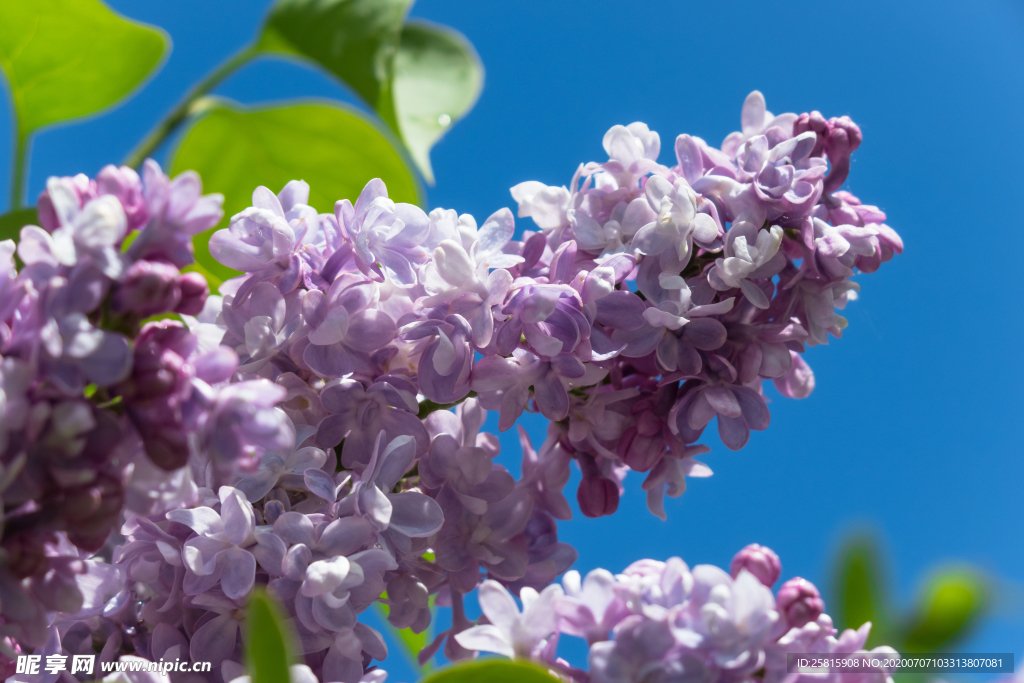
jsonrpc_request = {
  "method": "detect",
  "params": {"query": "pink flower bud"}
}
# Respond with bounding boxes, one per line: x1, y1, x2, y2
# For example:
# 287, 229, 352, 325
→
794, 111, 830, 158
730, 543, 781, 587
777, 577, 825, 628
174, 272, 209, 315
113, 260, 182, 316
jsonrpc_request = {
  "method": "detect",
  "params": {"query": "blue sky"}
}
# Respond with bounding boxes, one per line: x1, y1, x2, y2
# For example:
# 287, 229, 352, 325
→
2, 0, 1023, 680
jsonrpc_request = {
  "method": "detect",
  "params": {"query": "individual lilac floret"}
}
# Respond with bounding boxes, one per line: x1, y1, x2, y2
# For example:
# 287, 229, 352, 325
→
708, 222, 785, 308
335, 178, 430, 286
556, 568, 627, 645
335, 432, 444, 554
632, 175, 718, 263
721, 90, 798, 157
168, 486, 257, 600
197, 380, 293, 474
298, 278, 397, 378
232, 419, 328, 502
455, 579, 563, 660
418, 208, 520, 347
421, 399, 512, 515
209, 181, 318, 275
128, 160, 224, 268
315, 376, 428, 469
730, 543, 782, 588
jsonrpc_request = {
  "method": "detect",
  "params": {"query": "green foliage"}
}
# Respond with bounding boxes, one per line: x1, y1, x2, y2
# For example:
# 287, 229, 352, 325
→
169, 101, 421, 283
834, 535, 890, 646
0, 0, 167, 137
420, 659, 563, 683
831, 533, 989, 654
901, 569, 988, 652
259, 0, 413, 116
245, 590, 294, 683
392, 21, 484, 183
257, 0, 481, 181
0, 207, 39, 243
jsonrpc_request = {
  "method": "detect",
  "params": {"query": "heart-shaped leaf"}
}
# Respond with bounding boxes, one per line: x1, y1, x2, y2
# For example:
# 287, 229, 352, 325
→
392, 21, 483, 184
0, 0, 168, 137
421, 659, 562, 683
169, 100, 421, 283
256, 0, 483, 183
258, 0, 413, 119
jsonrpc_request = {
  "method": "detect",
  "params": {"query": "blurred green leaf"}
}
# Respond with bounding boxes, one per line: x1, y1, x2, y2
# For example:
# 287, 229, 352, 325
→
245, 590, 293, 683
421, 659, 562, 683
901, 569, 988, 652
169, 100, 421, 283
0, 207, 38, 243
258, 0, 413, 118
833, 535, 889, 646
0, 0, 168, 136
392, 21, 483, 183
398, 626, 431, 669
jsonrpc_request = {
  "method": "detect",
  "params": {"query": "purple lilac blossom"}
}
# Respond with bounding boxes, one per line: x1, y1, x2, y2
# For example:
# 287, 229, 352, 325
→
0, 89, 901, 682
457, 545, 897, 683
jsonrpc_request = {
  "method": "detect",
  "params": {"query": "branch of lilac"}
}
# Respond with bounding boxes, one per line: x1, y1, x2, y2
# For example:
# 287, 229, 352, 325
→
0, 91, 903, 683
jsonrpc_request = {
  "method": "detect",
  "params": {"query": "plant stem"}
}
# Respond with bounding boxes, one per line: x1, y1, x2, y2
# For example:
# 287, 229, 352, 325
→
123, 44, 258, 168
417, 391, 478, 420
10, 132, 26, 209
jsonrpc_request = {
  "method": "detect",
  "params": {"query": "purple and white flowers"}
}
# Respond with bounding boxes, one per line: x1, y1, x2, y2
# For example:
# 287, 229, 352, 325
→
0, 90, 902, 683
456, 545, 898, 683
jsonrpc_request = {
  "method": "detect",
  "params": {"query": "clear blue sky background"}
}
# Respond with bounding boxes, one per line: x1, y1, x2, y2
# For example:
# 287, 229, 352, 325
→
2, 1, 1023, 681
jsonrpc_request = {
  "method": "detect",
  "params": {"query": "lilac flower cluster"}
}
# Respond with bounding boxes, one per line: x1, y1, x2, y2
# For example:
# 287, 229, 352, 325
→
456, 543, 899, 683
1, 91, 902, 683
0, 162, 293, 675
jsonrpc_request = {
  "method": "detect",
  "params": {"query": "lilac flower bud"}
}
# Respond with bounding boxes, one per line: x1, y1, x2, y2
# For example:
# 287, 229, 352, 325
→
730, 543, 782, 587
112, 260, 182, 316
174, 271, 209, 315
793, 111, 830, 158
576, 454, 619, 518
776, 577, 825, 628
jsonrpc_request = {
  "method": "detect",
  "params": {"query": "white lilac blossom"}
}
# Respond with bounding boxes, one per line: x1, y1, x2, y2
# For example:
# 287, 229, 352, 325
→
457, 545, 898, 683
0, 90, 901, 683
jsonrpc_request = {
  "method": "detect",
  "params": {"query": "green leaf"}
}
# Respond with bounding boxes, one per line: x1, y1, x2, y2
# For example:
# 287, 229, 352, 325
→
245, 590, 293, 683
0, 207, 38, 243
392, 21, 483, 183
0, 0, 168, 137
258, 0, 413, 116
169, 100, 421, 283
421, 659, 562, 683
900, 569, 988, 652
256, 1, 484, 183
833, 535, 889, 646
